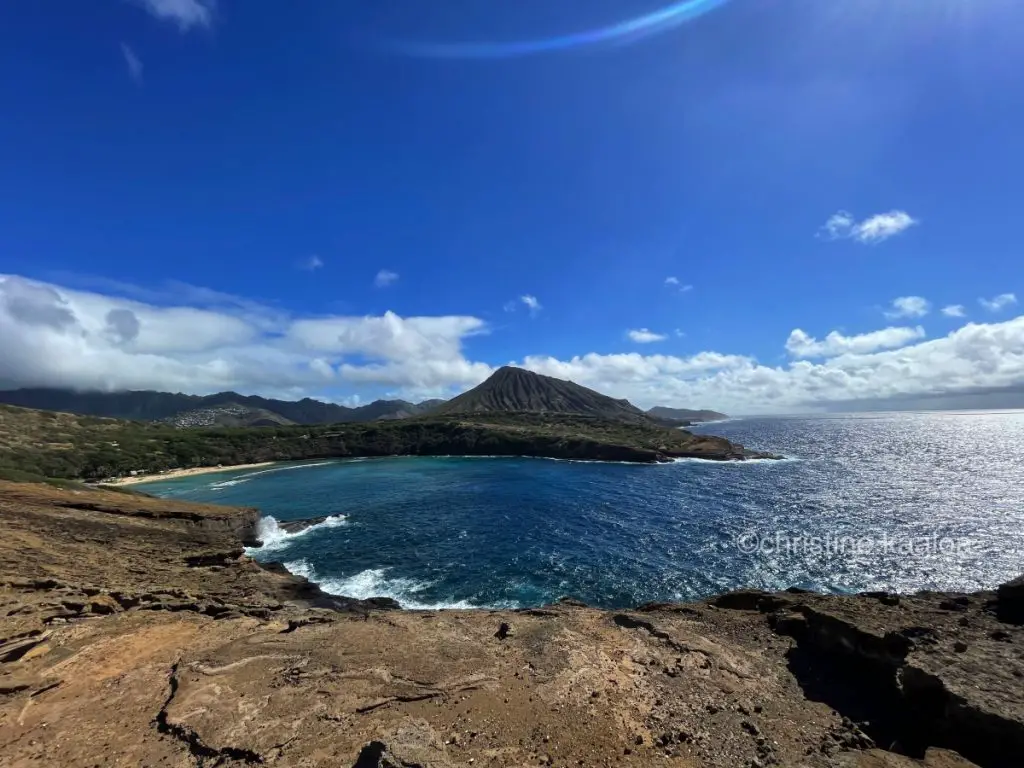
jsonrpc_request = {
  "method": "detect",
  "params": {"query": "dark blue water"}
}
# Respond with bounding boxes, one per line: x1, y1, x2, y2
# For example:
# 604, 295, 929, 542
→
141, 412, 1024, 609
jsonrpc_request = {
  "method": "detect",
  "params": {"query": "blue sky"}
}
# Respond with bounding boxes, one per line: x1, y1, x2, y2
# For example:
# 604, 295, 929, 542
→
1, 0, 1023, 413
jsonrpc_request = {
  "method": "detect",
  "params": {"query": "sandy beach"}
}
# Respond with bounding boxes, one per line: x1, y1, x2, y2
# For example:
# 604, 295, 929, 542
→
104, 461, 277, 486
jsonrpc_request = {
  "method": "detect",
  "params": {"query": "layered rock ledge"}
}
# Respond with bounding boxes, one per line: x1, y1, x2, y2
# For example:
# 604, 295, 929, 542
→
1, 480, 1020, 767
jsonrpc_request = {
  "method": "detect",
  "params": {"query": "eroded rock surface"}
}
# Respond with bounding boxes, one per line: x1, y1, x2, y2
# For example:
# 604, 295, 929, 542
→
1, 481, 1021, 767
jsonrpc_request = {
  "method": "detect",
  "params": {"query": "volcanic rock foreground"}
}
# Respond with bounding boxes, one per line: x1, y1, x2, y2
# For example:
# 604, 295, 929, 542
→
2, 481, 1023, 767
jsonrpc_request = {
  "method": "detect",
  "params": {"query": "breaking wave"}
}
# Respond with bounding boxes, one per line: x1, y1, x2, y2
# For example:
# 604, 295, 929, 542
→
669, 455, 798, 465
248, 514, 348, 554
208, 461, 338, 490
238, 460, 337, 479
282, 559, 503, 610
209, 478, 251, 489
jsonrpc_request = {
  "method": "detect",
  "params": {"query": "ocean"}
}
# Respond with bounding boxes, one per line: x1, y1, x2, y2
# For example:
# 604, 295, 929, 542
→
140, 411, 1024, 610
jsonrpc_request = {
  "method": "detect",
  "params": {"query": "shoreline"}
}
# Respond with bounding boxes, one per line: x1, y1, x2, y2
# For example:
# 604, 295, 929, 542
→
100, 450, 780, 488
103, 461, 278, 486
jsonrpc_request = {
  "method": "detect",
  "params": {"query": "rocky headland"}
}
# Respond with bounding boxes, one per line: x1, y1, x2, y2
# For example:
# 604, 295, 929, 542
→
2, 480, 1020, 767
0, 404, 778, 487
0, 369, 774, 487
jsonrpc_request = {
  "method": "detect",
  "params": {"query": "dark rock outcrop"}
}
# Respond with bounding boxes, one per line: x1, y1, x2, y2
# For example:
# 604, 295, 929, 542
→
277, 516, 328, 534
996, 575, 1024, 624
716, 585, 1024, 768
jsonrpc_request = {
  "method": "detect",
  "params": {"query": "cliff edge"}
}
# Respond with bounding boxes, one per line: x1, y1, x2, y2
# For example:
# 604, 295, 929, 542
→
1, 481, 1020, 767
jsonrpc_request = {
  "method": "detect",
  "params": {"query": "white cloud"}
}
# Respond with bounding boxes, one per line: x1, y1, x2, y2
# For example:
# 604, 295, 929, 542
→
523, 351, 752, 383
0, 274, 486, 400
821, 211, 855, 240
120, 43, 143, 84
941, 305, 966, 318
374, 269, 399, 288
665, 276, 679, 285
520, 318, 1024, 414
0, 278, 77, 331
520, 295, 542, 316
820, 209, 918, 243
627, 329, 667, 344
338, 358, 494, 397
786, 326, 925, 359
287, 312, 486, 361
57, 275, 288, 334
129, 0, 215, 31
5, 273, 1024, 415
885, 296, 930, 319
853, 211, 918, 243
308, 358, 335, 380
664, 276, 693, 293
979, 293, 1017, 313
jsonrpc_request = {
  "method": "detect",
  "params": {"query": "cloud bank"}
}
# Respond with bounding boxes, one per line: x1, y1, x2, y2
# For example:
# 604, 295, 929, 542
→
785, 326, 926, 359
3, 274, 1024, 414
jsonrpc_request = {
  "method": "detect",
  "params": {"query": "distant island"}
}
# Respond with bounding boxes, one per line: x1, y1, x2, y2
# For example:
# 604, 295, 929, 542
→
647, 406, 729, 424
0, 367, 772, 484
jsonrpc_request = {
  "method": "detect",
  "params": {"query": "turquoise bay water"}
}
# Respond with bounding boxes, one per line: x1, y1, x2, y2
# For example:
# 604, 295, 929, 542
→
142, 412, 1024, 609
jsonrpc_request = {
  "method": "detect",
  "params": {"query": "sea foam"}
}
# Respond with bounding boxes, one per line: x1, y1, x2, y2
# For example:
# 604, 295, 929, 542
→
282, 559, 513, 610
208, 460, 338, 490
669, 455, 798, 465
209, 477, 251, 489
248, 514, 348, 554
238, 460, 337, 479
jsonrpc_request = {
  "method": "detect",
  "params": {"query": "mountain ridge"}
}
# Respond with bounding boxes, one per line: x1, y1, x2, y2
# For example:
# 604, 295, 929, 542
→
0, 387, 443, 426
434, 366, 651, 424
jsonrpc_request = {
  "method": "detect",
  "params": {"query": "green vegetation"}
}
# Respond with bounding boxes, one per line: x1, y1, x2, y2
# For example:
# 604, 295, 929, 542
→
0, 370, 765, 481
0, 404, 753, 481
92, 484, 156, 497
0, 467, 88, 490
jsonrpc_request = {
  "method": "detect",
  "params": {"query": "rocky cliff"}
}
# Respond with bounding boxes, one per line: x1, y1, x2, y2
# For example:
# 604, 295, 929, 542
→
2, 480, 1020, 767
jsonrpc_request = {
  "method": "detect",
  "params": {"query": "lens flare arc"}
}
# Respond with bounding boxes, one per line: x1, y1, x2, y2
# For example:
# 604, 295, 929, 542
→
389, 0, 733, 59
